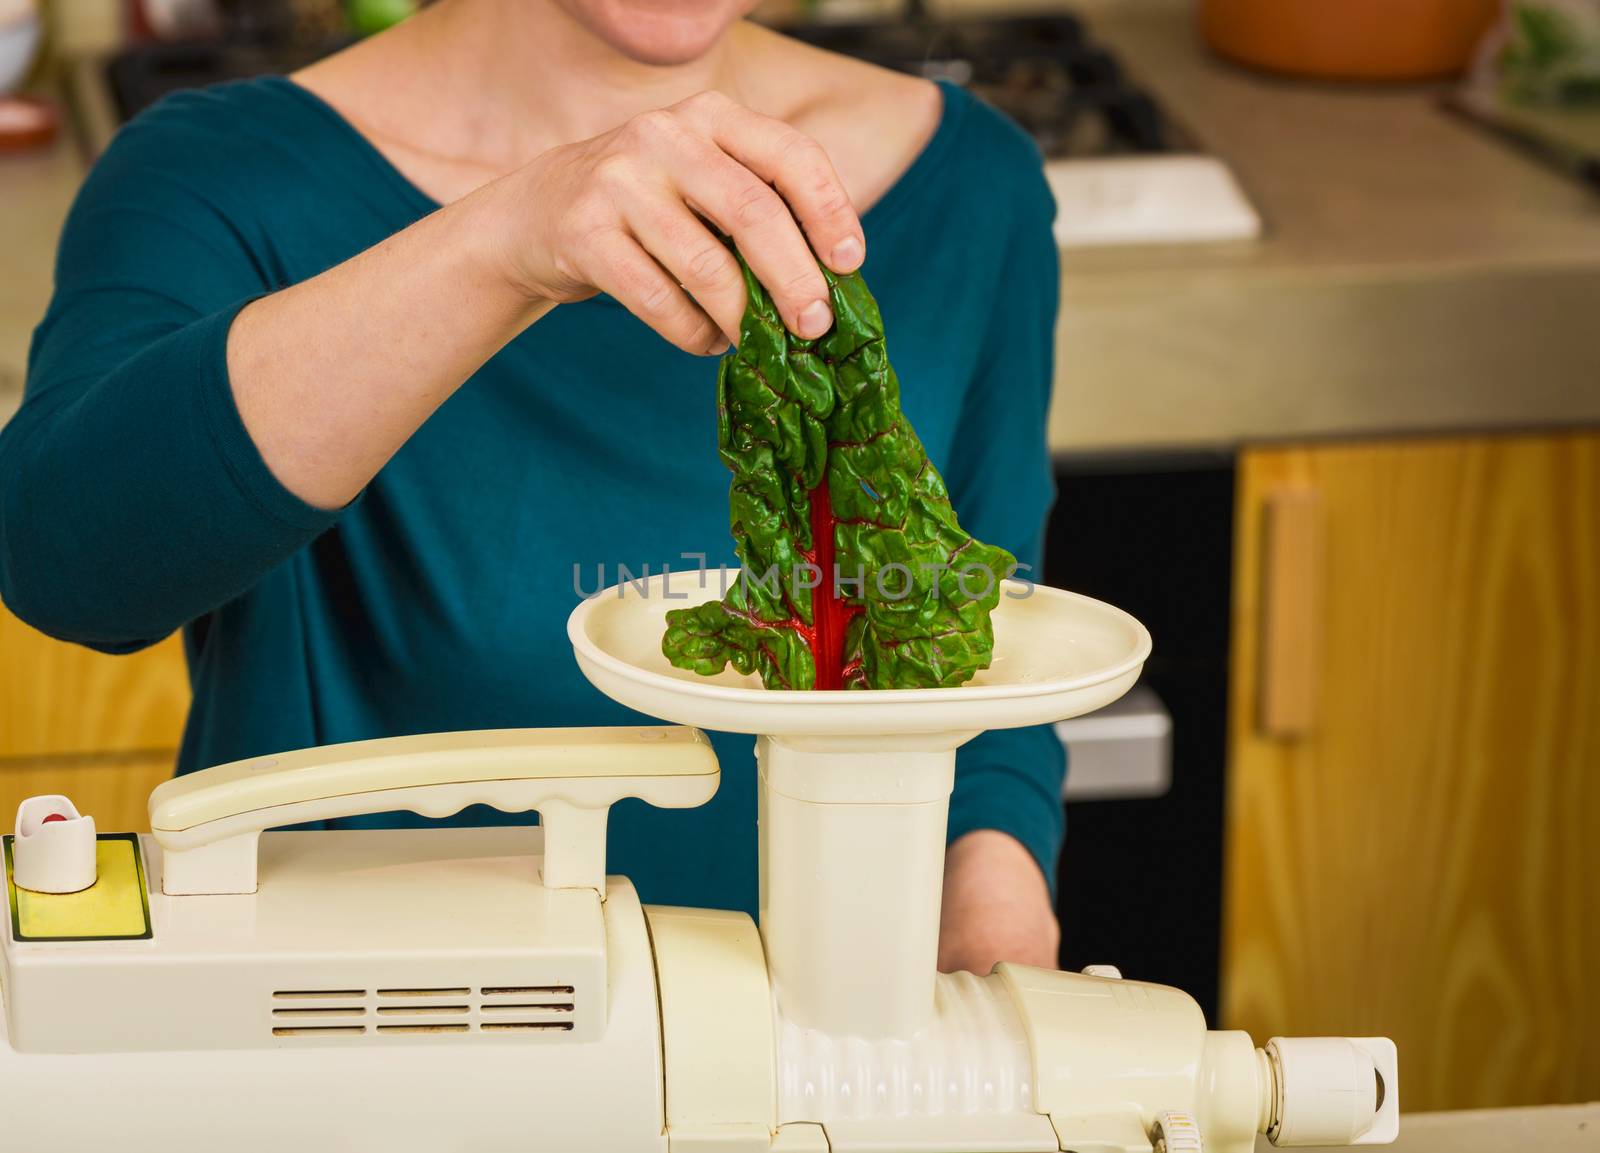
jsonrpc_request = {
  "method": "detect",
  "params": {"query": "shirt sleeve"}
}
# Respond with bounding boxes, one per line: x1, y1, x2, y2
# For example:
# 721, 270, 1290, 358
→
0, 100, 342, 652
940, 132, 1066, 892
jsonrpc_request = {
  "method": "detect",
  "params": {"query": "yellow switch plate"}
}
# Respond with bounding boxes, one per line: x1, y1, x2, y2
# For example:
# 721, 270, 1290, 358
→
4, 834, 152, 942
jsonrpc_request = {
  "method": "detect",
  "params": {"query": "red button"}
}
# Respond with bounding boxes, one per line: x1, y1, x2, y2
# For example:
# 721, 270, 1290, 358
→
40, 813, 68, 824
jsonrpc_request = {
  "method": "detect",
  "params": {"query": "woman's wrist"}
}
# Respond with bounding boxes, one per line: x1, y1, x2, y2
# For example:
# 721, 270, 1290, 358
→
453, 167, 566, 324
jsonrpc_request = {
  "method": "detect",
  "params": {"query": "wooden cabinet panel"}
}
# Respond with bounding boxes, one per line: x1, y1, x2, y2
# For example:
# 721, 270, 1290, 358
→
1224, 433, 1600, 1111
0, 754, 175, 833
0, 606, 189, 759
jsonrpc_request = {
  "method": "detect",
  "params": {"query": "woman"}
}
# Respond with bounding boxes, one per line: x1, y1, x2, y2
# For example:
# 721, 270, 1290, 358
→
0, 0, 1062, 973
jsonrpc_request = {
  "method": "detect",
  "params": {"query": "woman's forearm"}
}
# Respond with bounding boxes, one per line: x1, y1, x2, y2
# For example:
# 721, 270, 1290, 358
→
940, 829, 1060, 973
228, 182, 548, 510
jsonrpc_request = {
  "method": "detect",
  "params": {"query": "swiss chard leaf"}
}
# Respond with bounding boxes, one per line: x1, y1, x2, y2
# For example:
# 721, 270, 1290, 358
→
663, 257, 1015, 691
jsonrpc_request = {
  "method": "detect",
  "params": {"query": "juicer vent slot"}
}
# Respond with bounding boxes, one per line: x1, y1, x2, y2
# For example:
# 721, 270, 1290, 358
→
481, 1021, 574, 1032
273, 989, 364, 999
480, 1002, 574, 1014
482, 985, 574, 996
273, 1007, 366, 1019
378, 987, 471, 997
377, 1024, 470, 1035
376, 1005, 468, 1016
272, 1025, 366, 1037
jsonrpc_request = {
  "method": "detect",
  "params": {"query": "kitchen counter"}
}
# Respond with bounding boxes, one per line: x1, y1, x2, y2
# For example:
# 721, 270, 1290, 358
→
1255, 1103, 1597, 1152
1, 2, 1598, 450
1052, 0, 1600, 452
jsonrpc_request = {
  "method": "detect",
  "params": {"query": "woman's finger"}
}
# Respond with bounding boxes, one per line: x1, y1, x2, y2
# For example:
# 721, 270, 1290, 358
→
681, 92, 865, 277
664, 139, 833, 340
583, 226, 728, 356
619, 191, 746, 344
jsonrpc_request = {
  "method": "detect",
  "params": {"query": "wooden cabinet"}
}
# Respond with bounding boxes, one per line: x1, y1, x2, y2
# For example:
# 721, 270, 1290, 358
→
0, 605, 187, 830
0, 754, 177, 834
0, 609, 188, 761
1223, 432, 1600, 1111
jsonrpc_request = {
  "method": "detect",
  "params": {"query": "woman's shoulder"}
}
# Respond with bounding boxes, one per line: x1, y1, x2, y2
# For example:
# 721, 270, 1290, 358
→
72, 74, 411, 278
90, 76, 360, 215
59, 75, 403, 302
107, 76, 320, 165
853, 77, 1056, 259
922, 84, 1056, 232
754, 28, 1053, 233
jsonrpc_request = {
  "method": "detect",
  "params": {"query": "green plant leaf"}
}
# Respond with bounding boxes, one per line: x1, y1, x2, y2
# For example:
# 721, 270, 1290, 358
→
662, 256, 1016, 691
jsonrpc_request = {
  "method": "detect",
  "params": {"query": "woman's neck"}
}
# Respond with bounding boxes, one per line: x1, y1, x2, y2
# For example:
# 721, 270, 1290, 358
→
294, 0, 938, 213
371, 0, 750, 171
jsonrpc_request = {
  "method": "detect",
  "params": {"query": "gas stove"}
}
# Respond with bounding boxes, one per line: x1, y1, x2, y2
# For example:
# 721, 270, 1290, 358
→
783, 11, 1187, 159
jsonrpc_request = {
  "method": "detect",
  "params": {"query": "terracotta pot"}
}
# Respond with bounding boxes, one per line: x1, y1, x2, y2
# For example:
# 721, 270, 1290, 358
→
1200, 0, 1501, 81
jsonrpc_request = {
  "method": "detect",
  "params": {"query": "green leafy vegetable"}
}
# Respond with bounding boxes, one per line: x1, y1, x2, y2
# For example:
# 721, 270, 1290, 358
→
662, 257, 1016, 691
1498, 2, 1600, 105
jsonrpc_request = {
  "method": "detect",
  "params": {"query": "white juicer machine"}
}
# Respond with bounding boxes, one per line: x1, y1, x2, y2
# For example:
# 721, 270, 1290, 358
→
0, 575, 1397, 1151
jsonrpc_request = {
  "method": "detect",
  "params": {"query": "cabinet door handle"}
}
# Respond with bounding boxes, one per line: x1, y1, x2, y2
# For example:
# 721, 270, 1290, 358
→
1257, 486, 1322, 738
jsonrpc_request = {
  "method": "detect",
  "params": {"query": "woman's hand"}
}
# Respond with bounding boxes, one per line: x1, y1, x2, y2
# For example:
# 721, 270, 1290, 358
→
938, 829, 1061, 975
490, 89, 866, 355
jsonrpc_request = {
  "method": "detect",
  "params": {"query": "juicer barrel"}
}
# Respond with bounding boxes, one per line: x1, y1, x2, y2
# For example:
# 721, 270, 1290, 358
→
757, 733, 972, 1040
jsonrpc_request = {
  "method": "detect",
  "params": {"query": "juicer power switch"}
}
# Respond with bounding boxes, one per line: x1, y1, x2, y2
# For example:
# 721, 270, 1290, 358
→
12, 796, 97, 894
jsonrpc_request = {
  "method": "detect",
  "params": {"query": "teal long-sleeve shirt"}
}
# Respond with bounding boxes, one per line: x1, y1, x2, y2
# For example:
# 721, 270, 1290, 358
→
0, 76, 1063, 914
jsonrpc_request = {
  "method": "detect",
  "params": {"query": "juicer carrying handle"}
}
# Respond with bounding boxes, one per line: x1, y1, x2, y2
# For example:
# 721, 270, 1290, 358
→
148, 727, 719, 896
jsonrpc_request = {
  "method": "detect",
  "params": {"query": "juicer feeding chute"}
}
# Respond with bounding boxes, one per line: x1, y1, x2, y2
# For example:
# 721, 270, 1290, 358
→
569, 571, 1150, 1040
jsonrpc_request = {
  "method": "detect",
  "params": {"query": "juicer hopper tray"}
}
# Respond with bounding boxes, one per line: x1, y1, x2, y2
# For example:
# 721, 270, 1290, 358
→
569, 573, 1151, 738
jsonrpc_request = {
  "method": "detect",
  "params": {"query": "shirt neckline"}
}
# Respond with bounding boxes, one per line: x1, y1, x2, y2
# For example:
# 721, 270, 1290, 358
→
263, 73, 967, 229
